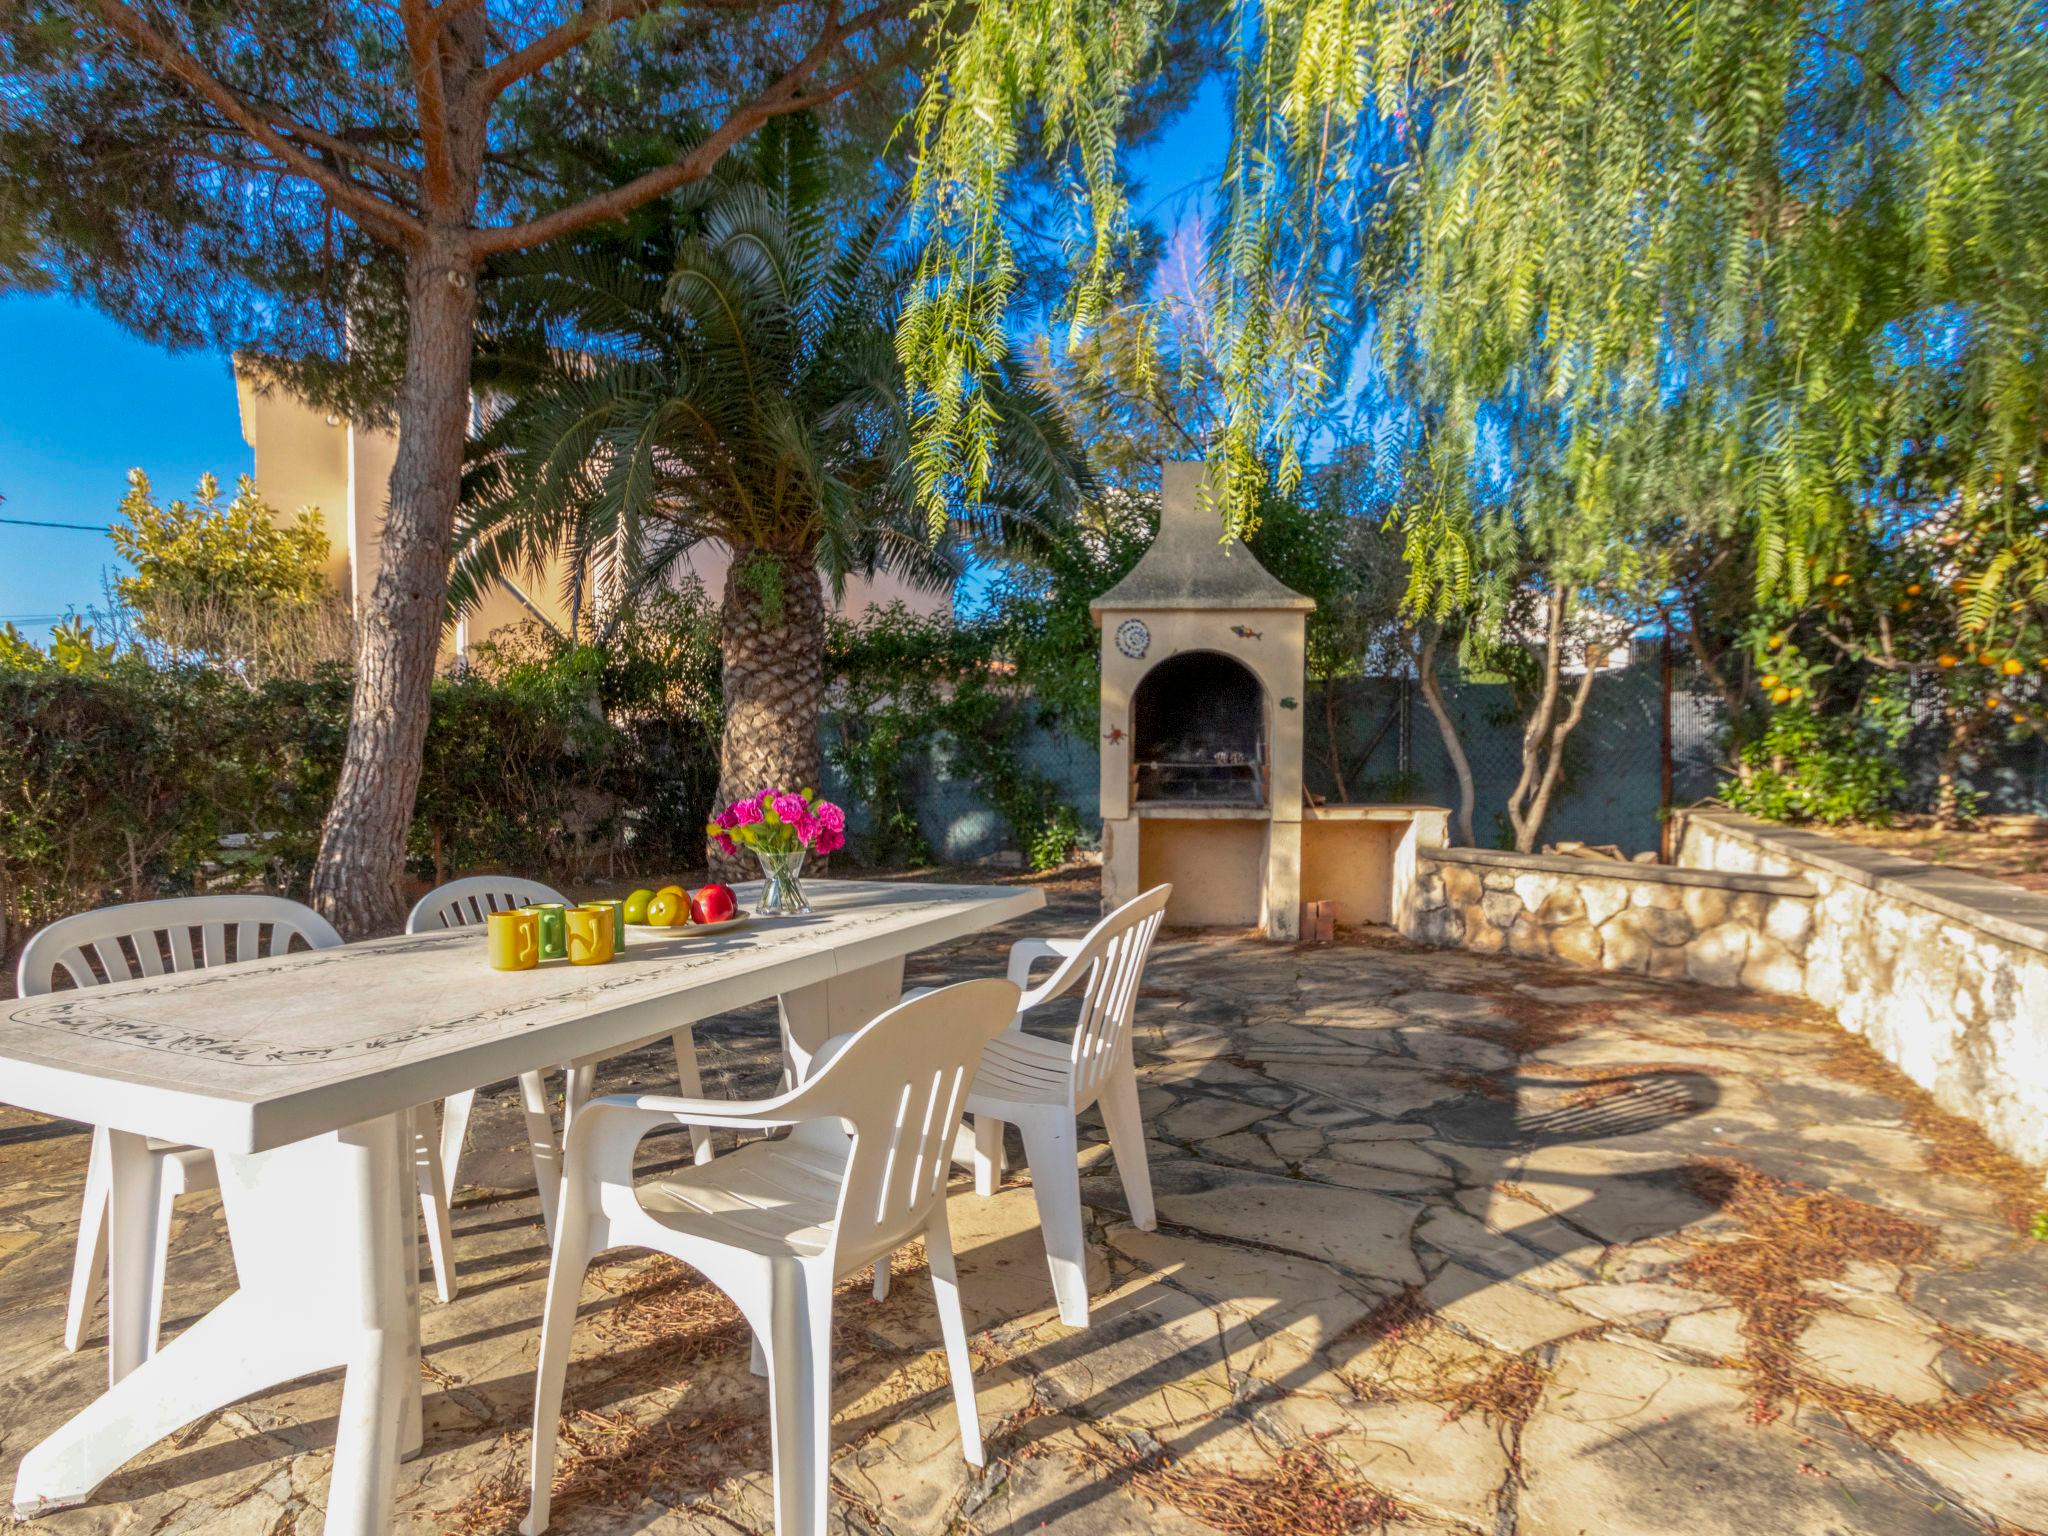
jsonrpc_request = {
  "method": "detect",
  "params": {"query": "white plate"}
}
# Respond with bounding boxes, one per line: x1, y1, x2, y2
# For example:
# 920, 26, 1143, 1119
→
628, 914, 749, 936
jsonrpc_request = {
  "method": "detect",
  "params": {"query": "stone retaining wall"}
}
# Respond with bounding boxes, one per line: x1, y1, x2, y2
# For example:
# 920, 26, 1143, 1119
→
1674, 809, 2048, 1169
1403, 845, 1817, 991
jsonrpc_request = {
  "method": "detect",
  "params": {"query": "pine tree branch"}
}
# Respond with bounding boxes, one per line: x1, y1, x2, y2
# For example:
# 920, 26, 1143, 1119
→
471, 0, 909, 256
84, 0, 428, 244
243, 100, 417, 183
471, 0, 671, 104
400, 0, 458, 209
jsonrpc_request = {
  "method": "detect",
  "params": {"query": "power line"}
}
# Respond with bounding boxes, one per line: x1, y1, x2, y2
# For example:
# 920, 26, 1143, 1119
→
0, 516, 110, 532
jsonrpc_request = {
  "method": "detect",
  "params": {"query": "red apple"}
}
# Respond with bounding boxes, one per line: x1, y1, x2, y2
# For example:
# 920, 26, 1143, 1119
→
690, 883, 737, 925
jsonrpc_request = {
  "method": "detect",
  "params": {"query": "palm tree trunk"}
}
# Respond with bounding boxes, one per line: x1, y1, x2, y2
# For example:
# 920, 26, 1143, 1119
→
711, 550, 826, 880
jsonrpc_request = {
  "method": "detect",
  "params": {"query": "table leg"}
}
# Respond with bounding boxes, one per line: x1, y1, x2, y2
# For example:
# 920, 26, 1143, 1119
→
777, 956, 906, 1082
13, 1114, 417, 1536
517, 1070, 563, 1240
102, 1129, 162, 1387
323, 1116, 414, 1535
670, 1028, 715, 1165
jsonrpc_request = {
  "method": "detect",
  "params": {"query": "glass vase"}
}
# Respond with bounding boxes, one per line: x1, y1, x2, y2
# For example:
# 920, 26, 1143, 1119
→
754, 846, 812, 916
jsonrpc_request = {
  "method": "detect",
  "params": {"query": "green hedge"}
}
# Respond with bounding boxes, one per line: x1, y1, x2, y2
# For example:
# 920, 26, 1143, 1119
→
0, 606, 722, 963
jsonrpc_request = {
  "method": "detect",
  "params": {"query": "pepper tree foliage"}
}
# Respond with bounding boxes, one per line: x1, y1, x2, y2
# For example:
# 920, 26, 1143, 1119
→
899, 0, 2048, 674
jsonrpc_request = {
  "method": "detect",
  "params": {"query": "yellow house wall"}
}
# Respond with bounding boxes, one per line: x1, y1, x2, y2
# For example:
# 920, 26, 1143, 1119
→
238, 368, 579, 663
233, 374, 351, 591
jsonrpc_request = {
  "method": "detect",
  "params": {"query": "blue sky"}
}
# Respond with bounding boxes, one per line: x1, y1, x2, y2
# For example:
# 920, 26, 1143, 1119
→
0, 296, 253, 634
0, 83, 1230, 640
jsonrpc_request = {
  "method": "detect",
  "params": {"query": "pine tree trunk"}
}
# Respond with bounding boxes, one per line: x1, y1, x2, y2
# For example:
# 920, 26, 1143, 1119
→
711, 550, 827, 881
309, 234, 479, 936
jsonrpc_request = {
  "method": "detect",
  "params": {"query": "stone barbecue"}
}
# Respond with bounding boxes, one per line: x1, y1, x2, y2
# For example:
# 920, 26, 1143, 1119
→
1094, 462, 1448, 939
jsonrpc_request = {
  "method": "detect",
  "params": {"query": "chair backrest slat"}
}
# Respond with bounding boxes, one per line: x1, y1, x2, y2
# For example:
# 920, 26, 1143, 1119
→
1039, 886, 1170, 1106
16, 896, 344, 998
778, 979, 1018, 1263
406, 876, 568, 935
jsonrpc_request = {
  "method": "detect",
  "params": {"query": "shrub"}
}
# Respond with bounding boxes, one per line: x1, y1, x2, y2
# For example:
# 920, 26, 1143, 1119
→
1719, 706, 1908, 826
826, 605, 1086, 868
0, 594, 726, 964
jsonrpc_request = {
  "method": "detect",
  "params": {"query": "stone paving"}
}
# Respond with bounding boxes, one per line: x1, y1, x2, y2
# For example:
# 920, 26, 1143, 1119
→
2, 874, 2048, 1534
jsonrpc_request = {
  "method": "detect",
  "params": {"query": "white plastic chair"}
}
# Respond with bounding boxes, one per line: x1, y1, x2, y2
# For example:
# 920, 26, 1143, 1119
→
522, 977, 1021, 1536
406, 877, 714, 1254
15, 897, 406, 1351
961, 884, 1171, 1327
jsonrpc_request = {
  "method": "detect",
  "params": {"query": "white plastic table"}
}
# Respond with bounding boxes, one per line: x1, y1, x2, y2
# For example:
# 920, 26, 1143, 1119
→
0, 878, 1043, 1534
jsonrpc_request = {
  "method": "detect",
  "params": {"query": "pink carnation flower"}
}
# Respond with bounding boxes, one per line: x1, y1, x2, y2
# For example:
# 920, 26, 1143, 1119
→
714, 832, 738, 857
771, 791, 809, 826
817, 827, 845, 854
730, 797, 764, 826
715, 806, 738, 831
814, 801, 846, 834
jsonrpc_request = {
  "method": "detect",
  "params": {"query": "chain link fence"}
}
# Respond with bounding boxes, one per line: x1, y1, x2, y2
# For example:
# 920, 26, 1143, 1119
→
826, 649, 2048, 864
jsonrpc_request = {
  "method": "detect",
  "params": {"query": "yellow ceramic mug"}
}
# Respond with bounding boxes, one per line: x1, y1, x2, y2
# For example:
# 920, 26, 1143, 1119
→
565, 905, 615, 965
487, 908, 540, 971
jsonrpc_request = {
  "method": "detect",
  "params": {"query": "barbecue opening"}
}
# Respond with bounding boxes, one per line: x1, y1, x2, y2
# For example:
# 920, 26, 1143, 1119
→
1131, 651, 1267, 806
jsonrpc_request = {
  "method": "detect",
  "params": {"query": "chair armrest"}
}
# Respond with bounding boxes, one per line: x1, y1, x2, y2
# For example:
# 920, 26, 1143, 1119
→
1008, 936, 1090, 1013
564, 1091, 805, 1189
1006, 937, 1084, 989
576, 1091, 801, 1135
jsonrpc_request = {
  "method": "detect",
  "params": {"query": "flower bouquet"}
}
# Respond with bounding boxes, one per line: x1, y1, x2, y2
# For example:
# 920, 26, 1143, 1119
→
707, 787, 846, 916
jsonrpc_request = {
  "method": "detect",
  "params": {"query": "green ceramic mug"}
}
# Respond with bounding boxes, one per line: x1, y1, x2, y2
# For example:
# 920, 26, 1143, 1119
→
525, 903, 568, 961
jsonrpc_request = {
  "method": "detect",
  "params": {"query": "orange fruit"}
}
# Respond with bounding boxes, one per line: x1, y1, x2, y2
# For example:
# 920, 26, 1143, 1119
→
1938, 654, 1959, 668
2003, 658, 2025, 675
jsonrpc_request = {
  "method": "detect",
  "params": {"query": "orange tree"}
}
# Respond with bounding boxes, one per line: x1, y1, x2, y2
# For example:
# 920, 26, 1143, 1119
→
1726, 492, 2047, 828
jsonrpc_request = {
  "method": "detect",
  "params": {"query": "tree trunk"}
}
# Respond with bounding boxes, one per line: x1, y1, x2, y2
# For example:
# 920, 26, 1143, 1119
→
1506, 589, 1599, 853
1416, 627, 1476, 846
310, 233, 479, 936
1320, 674, 1349, 803
711, 549, 827, 881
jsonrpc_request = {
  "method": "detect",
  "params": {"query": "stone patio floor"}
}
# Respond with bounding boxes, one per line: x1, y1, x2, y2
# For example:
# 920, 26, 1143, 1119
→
3, 874, 2048, 1534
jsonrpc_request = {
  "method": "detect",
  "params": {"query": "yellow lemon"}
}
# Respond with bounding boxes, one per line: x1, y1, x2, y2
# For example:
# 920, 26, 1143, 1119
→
647, 890, 685, 928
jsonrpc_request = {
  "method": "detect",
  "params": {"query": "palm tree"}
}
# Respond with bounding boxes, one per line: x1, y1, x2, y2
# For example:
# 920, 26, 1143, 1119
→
457, 119, 1089, 870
